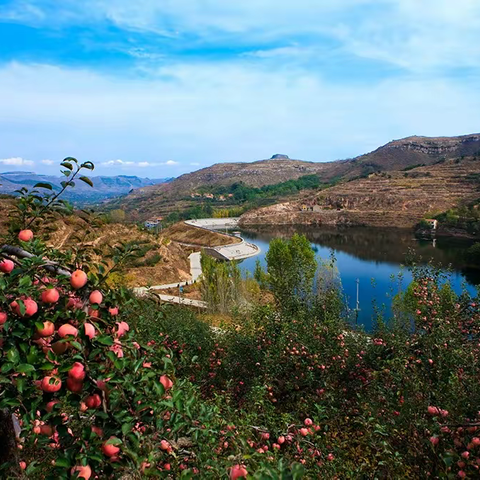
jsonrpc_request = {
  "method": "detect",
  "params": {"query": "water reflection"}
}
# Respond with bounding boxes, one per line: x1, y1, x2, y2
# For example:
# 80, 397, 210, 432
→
237, 226, 480, 331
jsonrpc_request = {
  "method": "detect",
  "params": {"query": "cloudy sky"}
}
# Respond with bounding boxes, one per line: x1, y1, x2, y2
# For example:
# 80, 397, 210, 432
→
1, 0, 480, 177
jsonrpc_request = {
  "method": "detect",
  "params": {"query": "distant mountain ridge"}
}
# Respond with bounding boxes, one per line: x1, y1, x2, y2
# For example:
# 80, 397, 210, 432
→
0, 172, 171, 205
112, 133, 480, 219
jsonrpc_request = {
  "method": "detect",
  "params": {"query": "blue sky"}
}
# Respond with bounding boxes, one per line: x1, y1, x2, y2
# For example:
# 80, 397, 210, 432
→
1, 0, 480, 177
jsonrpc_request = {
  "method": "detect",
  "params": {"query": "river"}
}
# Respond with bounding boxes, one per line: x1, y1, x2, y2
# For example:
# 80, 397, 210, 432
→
235, 226, 480, 331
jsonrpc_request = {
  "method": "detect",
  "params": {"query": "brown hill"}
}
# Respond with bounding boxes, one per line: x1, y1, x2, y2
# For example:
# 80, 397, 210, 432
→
111, 158, 351, 220
110, 133, 480, 220
348, 133, 480, 174
240, 155, 480, 229
45, 217, 234, 286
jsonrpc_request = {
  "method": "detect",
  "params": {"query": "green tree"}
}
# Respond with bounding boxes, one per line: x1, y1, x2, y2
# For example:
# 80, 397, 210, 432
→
108, 208, 126, 223
200, 253, 243, 314
265, 233, 317, 312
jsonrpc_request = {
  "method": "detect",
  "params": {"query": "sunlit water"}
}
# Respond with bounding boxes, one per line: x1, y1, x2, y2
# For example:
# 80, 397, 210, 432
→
234, 226, 480, 331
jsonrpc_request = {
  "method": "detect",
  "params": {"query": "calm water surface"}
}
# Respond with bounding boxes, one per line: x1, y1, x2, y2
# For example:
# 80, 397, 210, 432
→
235, 226, 480, 331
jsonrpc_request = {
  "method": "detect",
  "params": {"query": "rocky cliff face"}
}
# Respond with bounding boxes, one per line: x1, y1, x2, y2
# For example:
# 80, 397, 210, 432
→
386, 134, 480, 156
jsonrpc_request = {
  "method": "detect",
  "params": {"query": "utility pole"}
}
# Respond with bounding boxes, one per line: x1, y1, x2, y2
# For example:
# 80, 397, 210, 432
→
355, 278, 360, 324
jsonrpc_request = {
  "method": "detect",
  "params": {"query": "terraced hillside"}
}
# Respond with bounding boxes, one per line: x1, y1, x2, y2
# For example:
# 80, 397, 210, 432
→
240, 156, 480, 228
110, 134, 480, 220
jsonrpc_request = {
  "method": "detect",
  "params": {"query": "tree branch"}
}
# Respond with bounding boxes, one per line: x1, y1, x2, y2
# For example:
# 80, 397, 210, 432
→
0, 245, 71, 277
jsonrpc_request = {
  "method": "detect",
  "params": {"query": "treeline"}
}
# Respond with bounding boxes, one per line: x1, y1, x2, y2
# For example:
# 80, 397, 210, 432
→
196, 174, 326, 203
434, 201, 480, 235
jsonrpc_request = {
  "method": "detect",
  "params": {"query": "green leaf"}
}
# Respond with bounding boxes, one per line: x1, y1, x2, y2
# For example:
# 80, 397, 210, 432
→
16, 377, 26, 393
39, 363, 55, 370
33, 182, 53, 190
122, 423, 133, 435
19, 276, 32, 288
55, 456, 71, 468
17, 364, 35, 374
96, 335, 114, 346
106, 437, 123, 446
60, 162, 73, 171
80, 161, 94, 170
1, 363, 14, 373
70, 341, 82, 350
17, 300, 26, 316
79, 176, 93, 188
7, 348, 20, 365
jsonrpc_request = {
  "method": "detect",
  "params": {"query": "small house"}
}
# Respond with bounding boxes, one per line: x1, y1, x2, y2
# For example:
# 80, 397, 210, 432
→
425, 219, 438, 230
144, 217, 163, 229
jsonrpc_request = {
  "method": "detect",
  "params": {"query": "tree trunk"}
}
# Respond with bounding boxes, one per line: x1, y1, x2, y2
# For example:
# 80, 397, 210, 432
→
0, 409, 19, 470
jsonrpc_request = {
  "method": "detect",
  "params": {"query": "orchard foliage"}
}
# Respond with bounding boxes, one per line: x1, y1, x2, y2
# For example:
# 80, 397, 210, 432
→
134, 254, 480, 478
4, 157, 480, 478
0, 159, 306, 479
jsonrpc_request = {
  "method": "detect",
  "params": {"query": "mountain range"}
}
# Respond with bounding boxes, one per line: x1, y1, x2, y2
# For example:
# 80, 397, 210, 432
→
110, 133, 480, 220
0, 172, 171, 205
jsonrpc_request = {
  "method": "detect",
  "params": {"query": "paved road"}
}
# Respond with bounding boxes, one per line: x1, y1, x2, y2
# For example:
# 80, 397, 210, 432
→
157, 294, 207, 309
135, 218, 259, 308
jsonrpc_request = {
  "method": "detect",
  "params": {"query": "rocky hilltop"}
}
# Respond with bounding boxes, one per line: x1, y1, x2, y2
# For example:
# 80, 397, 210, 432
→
113, 133, 480, 220
347, 133, 480, 175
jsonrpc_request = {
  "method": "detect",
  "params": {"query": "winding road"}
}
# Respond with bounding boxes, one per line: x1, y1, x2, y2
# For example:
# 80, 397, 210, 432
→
134, 218, 260, 308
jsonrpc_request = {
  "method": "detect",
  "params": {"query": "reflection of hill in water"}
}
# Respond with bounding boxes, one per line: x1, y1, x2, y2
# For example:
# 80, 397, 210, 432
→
241, 226, 480, 286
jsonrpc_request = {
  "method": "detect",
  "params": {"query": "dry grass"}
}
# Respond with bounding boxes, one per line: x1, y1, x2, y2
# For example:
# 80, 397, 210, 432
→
163, 222, 241, 247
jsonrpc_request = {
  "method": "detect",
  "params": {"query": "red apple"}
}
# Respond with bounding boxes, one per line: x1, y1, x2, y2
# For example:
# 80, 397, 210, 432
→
18, 229, 33, 242
52, 341, 68, 355
0, 259, 14, 273
115, 321, 129, 338
41, 288, 60, 304
58, 324, 78, 338
46, 400, 60, 412
68, 362, 85, 381
230, 465, 248, 479
160, 375, 173, 390
71, 465, 92, 480
66, 378, 83, 393
37, 321, 55, 337
11, 298, 38, 317
102, 437, 120, 457
0, 312, 7, 325
89, 290, 103, 305
41, 376, 62, 393
84, 323, 96, 339
70, 270, 88, 290
85, 394, 101, 409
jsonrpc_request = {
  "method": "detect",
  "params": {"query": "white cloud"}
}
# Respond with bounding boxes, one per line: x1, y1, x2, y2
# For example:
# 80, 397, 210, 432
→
1, 61, 480, 177
99, 159, 178, 168
41, 159, 54, 165
190, 162, 200, 166
0, 157, 34, 166
101, 159, 134, 166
